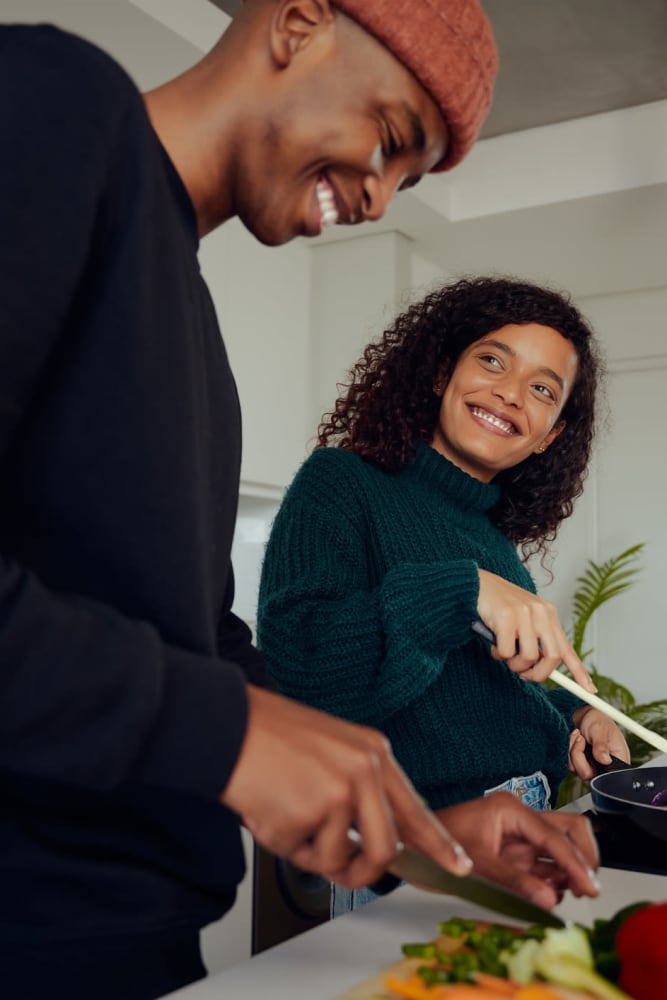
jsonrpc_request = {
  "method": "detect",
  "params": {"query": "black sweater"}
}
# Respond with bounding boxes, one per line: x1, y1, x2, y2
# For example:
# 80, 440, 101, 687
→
0, 24, 263, 944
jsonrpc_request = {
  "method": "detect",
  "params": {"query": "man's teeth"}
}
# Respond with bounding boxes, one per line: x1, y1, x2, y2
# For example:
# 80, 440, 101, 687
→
316, 181, 338, 227
471, 407, 514, 433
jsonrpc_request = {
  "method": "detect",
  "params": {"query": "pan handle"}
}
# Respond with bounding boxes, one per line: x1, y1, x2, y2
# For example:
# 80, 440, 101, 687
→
583, 741, 632, 774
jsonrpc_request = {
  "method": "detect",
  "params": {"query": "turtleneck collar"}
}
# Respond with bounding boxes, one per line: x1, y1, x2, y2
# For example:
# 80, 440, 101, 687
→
406, 439, 501, 513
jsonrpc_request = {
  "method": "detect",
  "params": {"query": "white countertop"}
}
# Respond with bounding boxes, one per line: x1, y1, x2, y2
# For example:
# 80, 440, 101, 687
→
166, 756, 667, 1000
165, 866, 667, 1000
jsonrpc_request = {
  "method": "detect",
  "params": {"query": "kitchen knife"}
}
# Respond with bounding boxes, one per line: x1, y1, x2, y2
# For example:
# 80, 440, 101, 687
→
347, 829, 566, 928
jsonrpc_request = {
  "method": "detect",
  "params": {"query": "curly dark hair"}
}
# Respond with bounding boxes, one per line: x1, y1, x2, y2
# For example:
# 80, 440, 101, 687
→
317, 275, 605, 561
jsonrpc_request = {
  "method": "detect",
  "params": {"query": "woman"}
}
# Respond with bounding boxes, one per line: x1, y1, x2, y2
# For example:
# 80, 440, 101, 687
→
257, 276, 628, 913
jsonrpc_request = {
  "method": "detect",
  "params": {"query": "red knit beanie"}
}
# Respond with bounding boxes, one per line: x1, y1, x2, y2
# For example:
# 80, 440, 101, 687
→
333, 0, 498, 171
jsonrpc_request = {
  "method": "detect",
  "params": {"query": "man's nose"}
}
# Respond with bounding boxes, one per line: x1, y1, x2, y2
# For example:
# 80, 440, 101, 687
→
361, 171, 402, 222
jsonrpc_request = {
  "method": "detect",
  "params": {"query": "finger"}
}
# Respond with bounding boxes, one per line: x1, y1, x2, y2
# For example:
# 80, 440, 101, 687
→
569, 732, 596, 779
558, 642, 597, 692
289, 806, 360, 883
374, 741, 472, 876
288, 747, 398, 887
514, 657, 549, 683
511, 811, 600, 899
511, 622, 541, 673
536, 813, 600, 888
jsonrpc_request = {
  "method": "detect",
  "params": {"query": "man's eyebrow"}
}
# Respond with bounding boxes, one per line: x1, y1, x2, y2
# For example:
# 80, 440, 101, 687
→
478, 339, 565, 391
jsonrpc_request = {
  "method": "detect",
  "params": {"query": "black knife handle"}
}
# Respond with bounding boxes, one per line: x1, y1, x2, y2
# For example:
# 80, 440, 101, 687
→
367, 872, 402, 896
471, 619, 497, 646
471, 618, 522, 654
347, 826, 402, 896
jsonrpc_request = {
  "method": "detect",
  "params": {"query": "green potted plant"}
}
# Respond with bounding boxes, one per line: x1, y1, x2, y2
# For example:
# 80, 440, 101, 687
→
550, 543, 667, 806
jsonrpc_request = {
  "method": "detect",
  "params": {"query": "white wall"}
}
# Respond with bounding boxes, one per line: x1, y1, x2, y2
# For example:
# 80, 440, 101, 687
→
199, 220, 312, 491
538, 287, 667, 704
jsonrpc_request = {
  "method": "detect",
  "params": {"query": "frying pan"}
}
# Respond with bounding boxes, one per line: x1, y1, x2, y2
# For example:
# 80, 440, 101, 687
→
469, 620, 667, 840
590, 765, 667, 842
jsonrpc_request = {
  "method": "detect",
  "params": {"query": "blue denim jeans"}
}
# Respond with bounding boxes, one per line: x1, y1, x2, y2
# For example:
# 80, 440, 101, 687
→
484, 769, 552, 810
331, 770, 551, 917
330, 881, 384, 917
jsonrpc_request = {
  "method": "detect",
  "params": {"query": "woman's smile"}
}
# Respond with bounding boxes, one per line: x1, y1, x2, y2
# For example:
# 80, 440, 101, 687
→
468, 404, 519, 436
430, 322, 579, 482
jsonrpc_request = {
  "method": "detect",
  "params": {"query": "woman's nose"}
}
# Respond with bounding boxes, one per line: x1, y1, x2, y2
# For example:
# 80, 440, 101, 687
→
494, 376, 524, 406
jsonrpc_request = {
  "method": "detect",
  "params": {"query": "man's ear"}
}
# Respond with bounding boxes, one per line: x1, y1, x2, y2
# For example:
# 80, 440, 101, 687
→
270, 0, 335, 68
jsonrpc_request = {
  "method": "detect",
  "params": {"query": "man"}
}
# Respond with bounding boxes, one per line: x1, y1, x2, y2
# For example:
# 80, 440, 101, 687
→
0, 2, 599, 997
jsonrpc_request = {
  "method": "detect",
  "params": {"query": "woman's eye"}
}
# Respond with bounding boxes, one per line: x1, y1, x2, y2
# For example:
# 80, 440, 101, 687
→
479, 354, 502, 368
534, 384, 556, 401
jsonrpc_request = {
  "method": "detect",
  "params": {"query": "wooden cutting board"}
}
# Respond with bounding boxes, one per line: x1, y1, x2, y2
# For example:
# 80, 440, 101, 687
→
332, 955, 424, 999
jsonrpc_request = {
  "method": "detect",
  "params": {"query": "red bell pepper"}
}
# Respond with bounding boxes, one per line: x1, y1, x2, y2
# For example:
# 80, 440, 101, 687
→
615, 900, 667, 999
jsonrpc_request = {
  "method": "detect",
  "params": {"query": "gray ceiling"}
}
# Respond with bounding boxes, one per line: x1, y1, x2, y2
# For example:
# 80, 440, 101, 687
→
209, 0, 667, 136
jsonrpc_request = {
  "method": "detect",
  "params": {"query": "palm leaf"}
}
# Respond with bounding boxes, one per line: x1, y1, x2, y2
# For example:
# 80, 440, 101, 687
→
571, 543, 645, 657
625, 700, 667, 765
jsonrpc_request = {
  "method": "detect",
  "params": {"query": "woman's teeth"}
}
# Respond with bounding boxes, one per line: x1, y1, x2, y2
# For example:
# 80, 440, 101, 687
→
471, 407, 515, 434
316, 180, 338, 228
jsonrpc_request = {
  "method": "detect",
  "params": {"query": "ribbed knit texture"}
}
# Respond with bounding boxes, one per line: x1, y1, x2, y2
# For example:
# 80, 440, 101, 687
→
258, 442, 581, 809
333, 0, 498, 170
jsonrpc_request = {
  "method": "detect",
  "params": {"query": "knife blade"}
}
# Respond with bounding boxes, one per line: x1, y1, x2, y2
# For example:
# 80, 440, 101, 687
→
387, 843, 566, 928
347, 829, 565, 928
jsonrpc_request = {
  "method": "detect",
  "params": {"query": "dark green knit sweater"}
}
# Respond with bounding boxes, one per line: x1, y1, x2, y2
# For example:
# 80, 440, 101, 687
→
257, 442, 581, 809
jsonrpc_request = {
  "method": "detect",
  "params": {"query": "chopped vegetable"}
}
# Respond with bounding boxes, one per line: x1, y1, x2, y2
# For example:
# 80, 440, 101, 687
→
472, 972, 518, 994
381, 903, 657, 999
513, 988, 564, 1000
615, 900, 667, 1000
502, 925, 630, 1000
402, 943, 439, 959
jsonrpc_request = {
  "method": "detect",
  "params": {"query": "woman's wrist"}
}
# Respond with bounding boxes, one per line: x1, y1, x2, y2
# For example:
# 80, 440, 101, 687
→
572, 704, 594, 728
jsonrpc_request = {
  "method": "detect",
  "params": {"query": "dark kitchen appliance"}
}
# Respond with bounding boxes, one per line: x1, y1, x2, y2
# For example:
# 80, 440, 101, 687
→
590, 765, 667, 842
251, 842, 331, 954
584, 810, 667, 876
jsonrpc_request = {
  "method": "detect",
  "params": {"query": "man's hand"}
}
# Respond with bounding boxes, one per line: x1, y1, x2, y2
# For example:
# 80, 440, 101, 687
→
221, 685, 472, 889
436, 792, 600, 910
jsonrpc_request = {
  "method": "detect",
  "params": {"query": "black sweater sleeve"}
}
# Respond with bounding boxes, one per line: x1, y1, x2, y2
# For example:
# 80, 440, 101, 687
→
0, 26, 249, 800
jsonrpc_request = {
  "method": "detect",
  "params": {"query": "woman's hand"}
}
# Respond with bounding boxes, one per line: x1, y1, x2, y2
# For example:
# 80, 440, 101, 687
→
436, 792, 600, 910
569, 706, 631, 779
477, 569, 596, 691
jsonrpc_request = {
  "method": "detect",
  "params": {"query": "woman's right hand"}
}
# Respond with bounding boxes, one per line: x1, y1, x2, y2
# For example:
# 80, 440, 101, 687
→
477, 569, 596, 691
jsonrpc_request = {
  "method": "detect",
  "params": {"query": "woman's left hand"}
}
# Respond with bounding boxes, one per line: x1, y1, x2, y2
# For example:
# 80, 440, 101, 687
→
568, 706, 631, 779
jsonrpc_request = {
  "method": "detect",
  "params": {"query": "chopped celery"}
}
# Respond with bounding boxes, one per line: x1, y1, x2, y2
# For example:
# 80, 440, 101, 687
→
501, 925, 632, 999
